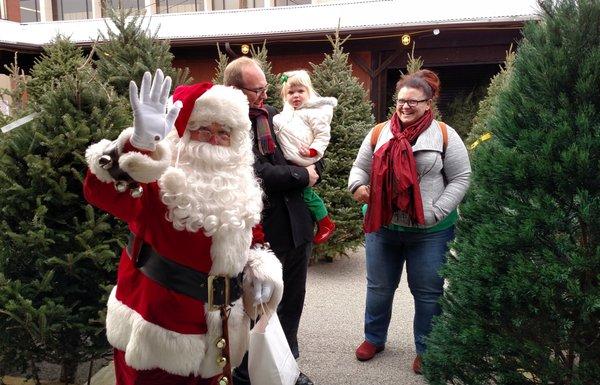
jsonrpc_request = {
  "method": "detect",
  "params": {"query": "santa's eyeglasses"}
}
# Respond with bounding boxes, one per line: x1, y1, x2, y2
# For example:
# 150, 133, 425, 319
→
189, 126, 231, 143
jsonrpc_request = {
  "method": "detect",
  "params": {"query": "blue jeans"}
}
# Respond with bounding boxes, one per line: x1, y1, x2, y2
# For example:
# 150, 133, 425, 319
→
364, 226, 454, 355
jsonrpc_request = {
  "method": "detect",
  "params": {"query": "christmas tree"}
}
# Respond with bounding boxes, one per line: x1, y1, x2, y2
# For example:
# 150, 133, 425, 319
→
0, 37, 131, 383
466, 48, 516, 148
249, 42, 283, 111
425, 1, 600, 384
95, 7, 190, 98
310, 30, 374, 259
0, 54, 30, 126
212, 43, 229, 85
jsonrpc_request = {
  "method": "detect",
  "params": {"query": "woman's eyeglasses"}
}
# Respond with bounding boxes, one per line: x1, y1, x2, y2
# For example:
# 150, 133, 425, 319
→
397, 99, 429, 107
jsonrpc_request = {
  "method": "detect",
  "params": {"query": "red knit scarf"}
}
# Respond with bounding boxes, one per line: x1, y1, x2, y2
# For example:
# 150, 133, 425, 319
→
364, 109, 433, 233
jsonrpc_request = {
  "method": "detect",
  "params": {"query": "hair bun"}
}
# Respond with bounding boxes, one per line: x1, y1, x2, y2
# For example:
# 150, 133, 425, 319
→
415, 69, 440, 99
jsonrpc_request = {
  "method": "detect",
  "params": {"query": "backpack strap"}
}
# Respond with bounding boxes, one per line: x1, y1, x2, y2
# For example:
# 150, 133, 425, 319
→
438, 121, 449, 184
370, 121, 388, 151
439, 121, 448, 160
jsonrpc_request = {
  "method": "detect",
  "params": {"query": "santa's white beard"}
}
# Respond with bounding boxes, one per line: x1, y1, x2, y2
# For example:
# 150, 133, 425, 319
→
158, 138, 263, 275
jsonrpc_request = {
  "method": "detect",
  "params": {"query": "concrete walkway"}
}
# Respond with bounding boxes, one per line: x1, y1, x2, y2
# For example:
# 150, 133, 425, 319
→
297, 248, 427, 385
91, 247, 427, 385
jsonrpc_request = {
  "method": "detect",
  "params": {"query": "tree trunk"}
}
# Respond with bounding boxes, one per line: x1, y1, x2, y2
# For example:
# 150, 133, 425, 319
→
60, 361, 78, 385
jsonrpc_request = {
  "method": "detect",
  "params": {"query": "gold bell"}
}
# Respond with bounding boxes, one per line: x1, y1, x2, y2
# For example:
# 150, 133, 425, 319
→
98, 155, 113, 169
215, 338, 227, 349
130, 185, 143, 198
216, 356, 227, 368
218, 376, 229, 385
115, 181, 129, 193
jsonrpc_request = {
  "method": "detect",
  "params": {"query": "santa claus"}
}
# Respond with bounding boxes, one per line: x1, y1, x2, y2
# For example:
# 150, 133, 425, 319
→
84, 70, 283, 385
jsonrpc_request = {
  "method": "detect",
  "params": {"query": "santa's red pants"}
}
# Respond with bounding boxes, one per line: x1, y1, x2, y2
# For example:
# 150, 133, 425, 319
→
114, 349, 220, 385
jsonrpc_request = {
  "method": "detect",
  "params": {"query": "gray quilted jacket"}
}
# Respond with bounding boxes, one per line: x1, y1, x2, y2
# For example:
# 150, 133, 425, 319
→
348, 120, 471, 228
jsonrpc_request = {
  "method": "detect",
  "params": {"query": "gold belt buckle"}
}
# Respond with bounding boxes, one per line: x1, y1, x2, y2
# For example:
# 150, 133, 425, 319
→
207, 275, 230, 311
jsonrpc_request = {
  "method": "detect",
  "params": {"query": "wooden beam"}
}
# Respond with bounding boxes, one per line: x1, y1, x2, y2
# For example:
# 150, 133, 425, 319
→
373, 47, 404, 78
350, 53, 374, 79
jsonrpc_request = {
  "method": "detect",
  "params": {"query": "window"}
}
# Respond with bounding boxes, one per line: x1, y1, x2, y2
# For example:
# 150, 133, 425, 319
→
104, 0, 143, 11
20, 0, 40, 22
274, 0, 310, 6
212, 0, 264, 10
102, 0, 143, 16
157, 0, 204, 14
53, 0, 93, 20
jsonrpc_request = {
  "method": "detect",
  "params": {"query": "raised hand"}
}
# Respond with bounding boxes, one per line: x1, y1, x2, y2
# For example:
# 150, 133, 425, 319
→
129, 69, 182, 151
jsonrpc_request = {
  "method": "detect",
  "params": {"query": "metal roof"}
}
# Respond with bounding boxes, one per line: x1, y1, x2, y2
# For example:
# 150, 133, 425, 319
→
0, 0, 540, 46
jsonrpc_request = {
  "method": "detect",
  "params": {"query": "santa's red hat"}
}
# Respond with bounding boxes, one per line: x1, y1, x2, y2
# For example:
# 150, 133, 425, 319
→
172, 82, 213, 137
188, 85, 250, 136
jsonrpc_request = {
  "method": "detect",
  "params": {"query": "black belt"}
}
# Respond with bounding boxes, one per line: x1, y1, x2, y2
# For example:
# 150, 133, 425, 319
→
127, 234, 243, 309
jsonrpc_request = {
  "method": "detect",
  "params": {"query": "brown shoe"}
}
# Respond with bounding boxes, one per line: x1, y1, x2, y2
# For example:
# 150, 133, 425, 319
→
412, 355, 423, 375
355, 340, 384, 361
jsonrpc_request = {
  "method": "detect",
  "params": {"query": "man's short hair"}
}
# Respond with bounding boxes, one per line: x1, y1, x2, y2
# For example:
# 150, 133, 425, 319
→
223, 57, 261, 87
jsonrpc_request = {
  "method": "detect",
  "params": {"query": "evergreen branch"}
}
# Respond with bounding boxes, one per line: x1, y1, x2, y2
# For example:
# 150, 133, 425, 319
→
79, 45, 97, 72
0, 310, 41, 342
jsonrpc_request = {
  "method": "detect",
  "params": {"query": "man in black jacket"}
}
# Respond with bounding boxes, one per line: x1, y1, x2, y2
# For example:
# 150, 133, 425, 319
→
224, 57, 317, 385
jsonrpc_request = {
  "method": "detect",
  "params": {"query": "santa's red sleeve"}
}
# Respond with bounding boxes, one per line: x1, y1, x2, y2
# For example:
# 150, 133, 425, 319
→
83, 127, 172, 222
251, 223, 266, 245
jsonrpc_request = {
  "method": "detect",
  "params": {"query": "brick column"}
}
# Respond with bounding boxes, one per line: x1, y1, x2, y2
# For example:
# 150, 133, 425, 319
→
5, 0, 21, 22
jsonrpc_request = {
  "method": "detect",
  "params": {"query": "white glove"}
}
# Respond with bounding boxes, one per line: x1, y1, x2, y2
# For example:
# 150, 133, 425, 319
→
129, 69, 182, 151
252, 279, 275, 305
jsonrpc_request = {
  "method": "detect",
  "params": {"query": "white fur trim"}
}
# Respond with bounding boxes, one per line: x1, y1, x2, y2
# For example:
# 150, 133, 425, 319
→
243, 246, 284, 318
199, 300, 249, 378
188, 86, 250, 137
85, 127, 172, 184
86, 138, 115, 182
119, 144, 171, 183
106, 287, 206, 376
159, 166, 187, 195
106, 287, 251, 378
209, 227, 253, 277
227, 303, 250, 369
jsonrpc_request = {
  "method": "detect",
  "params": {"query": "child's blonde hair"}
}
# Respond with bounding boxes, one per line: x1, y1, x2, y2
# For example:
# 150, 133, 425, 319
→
280, 70, 319, 102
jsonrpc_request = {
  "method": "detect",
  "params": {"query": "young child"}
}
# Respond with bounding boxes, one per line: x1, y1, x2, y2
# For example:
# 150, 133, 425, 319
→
273, 70, 337, 244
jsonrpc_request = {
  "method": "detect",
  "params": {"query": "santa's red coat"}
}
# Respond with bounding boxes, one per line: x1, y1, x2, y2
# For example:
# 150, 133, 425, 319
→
83, 129, 282, 384
84, 171, 213, 336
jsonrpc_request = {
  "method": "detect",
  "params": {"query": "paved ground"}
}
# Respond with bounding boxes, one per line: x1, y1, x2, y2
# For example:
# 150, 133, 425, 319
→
89, 247, 427, 385
297, 248, 427, 385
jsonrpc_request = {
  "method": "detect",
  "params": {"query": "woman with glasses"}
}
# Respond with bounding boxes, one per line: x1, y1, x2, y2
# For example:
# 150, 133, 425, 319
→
348, 69, 471, 375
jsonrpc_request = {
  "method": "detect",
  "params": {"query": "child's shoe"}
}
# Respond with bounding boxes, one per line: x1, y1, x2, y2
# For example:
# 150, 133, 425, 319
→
313, 215, 336, 244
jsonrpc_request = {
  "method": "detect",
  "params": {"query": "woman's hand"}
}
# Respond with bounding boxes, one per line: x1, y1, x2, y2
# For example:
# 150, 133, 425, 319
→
129, 69, 182, 151
353, 185, 370, 203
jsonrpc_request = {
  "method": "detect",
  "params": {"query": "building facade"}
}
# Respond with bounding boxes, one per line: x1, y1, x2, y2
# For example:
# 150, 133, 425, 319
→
4, 0, 340, 22
0, 0, 538, 120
